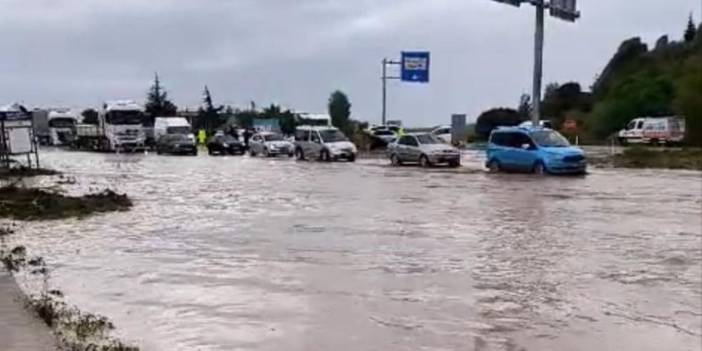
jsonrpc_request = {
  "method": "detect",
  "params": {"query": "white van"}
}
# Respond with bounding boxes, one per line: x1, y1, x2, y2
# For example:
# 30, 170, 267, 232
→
154, 117, 193, 141
618, 117, 685, 145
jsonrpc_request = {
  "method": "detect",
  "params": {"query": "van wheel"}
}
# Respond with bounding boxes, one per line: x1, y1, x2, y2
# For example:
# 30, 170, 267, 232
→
487, 159, 501, 173
249, 148, 257, 157
390, 154, 402, 166
295, 148, 305, 160
263, 148, 270, 157
347, 154, 356, 162
419, 155, 431, 168
533, 162, 547, 175
321, 150, 331, 162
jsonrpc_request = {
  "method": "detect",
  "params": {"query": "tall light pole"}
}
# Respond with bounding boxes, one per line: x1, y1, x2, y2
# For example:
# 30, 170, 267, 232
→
492, 0, 579, 126
532, 1, 545, 125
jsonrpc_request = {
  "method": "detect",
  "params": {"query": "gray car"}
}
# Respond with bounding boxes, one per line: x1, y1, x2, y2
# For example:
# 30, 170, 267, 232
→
249, 132, 294, 157
388, 133, 461, 167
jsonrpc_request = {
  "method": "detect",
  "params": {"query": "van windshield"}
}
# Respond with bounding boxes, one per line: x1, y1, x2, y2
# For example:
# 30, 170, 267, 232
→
264, 134, 284, 141
531, 130, 570, 147
319, 130, 347, 142
106, 111, 143, 125
167, 126, 191, 135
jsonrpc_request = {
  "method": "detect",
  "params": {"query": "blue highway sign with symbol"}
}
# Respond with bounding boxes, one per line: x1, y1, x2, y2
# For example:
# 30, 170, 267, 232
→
401, 52, 430, 83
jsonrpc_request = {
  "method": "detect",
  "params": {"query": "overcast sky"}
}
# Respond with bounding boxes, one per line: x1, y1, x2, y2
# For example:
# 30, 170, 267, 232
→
0, 0, 697, 126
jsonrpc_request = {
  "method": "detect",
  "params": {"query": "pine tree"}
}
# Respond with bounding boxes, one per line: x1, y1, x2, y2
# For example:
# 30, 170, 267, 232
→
684, 14, 696, 43
199, 86, 223, 133
145, 73, 177, 125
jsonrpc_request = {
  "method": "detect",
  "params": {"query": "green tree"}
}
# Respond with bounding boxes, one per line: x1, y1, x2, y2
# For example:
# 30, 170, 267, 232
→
328, 90, 351, 133
196, 86, 224, 133
517, 93, 531, 121
144, 73, 177, 125
541, 82, 593, 128
474, 108, 521, 139
684, 14, 696, 43
674, 56, 702, 145
81, 108, 99, 125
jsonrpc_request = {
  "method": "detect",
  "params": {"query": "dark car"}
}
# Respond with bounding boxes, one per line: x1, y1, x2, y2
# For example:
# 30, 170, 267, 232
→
207, 134, 245, 155
155, 134, 197, 156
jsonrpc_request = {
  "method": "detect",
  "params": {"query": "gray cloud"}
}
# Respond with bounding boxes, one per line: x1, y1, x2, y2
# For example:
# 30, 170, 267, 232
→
0, 0, 697, 125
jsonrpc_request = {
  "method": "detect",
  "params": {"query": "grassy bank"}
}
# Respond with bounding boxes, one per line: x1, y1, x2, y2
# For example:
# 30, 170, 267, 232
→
593, 147, 702, 170
1, 245, 139, 351
0, 166, 60, 180
0, 186, 132, 220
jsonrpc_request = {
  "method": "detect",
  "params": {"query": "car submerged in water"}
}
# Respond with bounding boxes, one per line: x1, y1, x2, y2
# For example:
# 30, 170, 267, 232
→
249, 132, 294, 157
486, 126, 586, 175
155, 134, 197, 156
207, 134, 245, 156
294, 126, 357, 162
388, 133, 461, 167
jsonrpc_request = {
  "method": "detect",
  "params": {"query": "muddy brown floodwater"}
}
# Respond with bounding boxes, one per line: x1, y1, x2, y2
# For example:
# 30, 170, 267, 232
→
4, 148, 702, 351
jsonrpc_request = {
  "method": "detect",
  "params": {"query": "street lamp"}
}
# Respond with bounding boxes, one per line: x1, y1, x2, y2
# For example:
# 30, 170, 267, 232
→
492, 0, 580, 126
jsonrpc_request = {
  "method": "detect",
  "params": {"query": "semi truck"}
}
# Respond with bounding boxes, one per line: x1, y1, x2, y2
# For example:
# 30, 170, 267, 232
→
74, 100, 146, 152
47, 110, 78, 146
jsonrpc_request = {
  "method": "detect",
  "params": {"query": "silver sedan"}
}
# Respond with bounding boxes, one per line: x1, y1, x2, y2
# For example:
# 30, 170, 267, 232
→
249, 132, 295, 157
388, 133, 461, 167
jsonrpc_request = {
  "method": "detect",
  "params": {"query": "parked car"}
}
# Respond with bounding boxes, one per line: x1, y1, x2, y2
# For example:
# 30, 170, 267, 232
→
430, 125, 452, 144
249, 132, 294, 157
207, 134, 245, 155
617, 117, 685, 145
486, 126, 586, 175
388, 133, 461, 167
155, 134, 197, 156
294, 126, 357, 162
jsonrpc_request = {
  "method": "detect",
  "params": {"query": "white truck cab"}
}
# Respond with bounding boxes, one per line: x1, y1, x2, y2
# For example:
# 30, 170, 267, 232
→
47, 110, 78, 146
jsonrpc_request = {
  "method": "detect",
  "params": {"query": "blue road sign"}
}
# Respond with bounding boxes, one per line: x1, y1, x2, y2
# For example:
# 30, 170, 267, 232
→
401, 51, 430, 83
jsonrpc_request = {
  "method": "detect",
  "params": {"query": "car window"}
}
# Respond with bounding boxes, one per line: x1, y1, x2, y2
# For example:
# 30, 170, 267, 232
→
311, 132, 321, 143
296, 130, 310, 142
405, 136, 419, 147
319, 129, 347, 142
530, 130, 569, 147
398, 136, 412, 145
416, 134, 440, 144
626, 121, 635, 130
513, 133, 534, 148
636, 121, 644, 129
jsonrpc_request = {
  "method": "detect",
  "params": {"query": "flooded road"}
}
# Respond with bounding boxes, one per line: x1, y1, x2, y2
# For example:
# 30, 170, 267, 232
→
5, 149, 702, 351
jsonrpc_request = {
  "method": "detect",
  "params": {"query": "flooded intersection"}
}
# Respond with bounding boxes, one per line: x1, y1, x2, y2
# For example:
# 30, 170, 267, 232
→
6, 149, 702, 351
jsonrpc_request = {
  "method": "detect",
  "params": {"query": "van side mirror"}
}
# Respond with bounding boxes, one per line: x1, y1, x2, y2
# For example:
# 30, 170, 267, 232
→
521, 143, 532, 150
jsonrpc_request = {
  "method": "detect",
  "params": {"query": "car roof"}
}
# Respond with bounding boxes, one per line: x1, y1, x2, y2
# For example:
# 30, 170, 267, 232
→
296, 125, 339, 131
492, 126, 552, 133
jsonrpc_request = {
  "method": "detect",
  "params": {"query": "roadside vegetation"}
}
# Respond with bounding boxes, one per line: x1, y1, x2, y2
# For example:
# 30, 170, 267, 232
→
591, 147, 702, 170
474, 18, 702, 147
0, 166, 60, 180
0, 185, 132, 221
0, 243, 139, 351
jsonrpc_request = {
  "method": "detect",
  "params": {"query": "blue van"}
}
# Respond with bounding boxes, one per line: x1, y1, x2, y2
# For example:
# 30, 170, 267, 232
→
486, 127, 587, 175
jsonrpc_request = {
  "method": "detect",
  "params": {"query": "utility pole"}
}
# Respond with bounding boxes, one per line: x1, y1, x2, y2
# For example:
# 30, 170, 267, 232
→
532, 0, 545, 126
380, 58, 401, 125
492, 0, 579, 126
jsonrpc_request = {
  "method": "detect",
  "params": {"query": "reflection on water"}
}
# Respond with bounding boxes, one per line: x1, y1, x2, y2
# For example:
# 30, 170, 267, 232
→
5, 149, 702, 351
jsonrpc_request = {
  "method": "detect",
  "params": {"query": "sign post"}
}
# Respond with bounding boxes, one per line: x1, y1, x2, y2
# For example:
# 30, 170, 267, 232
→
381, 51, 430, 125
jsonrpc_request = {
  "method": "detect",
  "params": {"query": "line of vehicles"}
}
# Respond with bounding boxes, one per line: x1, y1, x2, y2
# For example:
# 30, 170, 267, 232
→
32, 101, 688, 176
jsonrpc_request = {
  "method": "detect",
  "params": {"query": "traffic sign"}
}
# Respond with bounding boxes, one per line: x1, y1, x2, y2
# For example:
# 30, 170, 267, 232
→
401, 52, 430, 83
